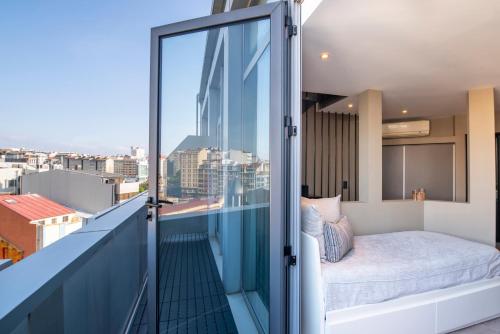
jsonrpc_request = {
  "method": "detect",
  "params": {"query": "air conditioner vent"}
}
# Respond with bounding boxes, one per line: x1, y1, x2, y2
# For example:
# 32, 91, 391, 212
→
383, 120, 430, 138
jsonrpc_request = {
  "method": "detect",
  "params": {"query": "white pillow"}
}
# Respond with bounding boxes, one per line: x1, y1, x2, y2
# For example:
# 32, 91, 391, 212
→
306, 195, 341, 222
300, 202, 322, 236
300, 202, 326, 260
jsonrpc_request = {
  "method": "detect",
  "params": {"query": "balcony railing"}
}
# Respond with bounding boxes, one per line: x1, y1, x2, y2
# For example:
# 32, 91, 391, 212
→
0, 194, 148, 334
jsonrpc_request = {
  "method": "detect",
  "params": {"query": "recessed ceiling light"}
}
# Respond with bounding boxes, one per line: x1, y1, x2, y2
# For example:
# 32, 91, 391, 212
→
348, 103, 353, 108
320, 52, 329, 60
401, 109, 408, 114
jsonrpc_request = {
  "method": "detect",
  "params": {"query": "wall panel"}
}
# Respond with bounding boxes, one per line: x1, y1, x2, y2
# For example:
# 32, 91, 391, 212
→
302, 106, 358, 201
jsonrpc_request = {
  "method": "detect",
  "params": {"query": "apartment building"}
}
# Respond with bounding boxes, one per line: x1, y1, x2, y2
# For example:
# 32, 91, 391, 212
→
178, 148, 208, 197
137, 160, 148, 183
113, 157, 139, 179
62, 156, 114, 173
130, 146, 145, 160
0, 168, 22, 195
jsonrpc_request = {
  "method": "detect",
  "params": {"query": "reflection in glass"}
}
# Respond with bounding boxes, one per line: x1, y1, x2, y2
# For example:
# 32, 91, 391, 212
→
159, 18, 271, 333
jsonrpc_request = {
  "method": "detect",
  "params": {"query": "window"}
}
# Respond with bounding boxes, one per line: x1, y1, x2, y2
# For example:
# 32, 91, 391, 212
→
51, 218, 57, 224
62, 216, 68, 222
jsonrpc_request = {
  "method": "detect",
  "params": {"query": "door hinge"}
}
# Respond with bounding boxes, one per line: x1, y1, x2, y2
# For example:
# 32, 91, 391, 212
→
285, 116, 297, 137
284, 245, 297, 266
286, 16, 297, 38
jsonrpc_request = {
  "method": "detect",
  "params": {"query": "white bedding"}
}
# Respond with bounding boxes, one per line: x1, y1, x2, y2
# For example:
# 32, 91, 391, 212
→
321, 231, 500, 311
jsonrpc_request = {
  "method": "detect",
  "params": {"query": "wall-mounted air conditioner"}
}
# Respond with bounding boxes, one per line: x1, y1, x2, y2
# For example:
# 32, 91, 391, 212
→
382, 120, 430, 138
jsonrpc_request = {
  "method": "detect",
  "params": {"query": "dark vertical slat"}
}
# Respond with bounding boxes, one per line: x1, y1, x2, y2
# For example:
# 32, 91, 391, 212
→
302, 109, 306, 185
329, 113, 336, 197
336, 113, 343, 196
322, 112, 329, 198
355, 115, 359, 201
349, 115, 356, 201
306, 105, 315, 195
327, 112, 331, 197
342, 113, 350, 200
314, 104, 322, 197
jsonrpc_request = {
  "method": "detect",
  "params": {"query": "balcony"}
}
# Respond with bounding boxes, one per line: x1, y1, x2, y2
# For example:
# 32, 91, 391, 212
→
132, 232, 238, 334
0, 193, 266, 333
0, 194, 148, 334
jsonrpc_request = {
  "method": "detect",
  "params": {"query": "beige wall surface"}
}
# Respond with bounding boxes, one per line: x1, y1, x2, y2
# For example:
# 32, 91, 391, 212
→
342, 200, 424, 235
424, 88, 496, 246
333, 89, 496, 244
342, 90, 425, 235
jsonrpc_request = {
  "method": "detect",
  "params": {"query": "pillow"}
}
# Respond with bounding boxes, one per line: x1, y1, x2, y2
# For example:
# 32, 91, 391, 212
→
305, 195, 341, 223
300, 202, 326, 260
323, 216, 353, 263
300, 202, 322, 236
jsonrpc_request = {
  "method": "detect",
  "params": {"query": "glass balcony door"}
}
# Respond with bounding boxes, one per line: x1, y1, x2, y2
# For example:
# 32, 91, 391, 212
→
148, 3, 288, 334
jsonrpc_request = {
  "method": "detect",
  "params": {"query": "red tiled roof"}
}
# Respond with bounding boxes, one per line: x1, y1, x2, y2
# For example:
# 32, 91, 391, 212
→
0, 194, 75, 221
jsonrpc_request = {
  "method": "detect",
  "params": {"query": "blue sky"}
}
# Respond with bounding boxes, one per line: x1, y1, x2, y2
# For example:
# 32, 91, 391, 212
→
0, 0, 212, 155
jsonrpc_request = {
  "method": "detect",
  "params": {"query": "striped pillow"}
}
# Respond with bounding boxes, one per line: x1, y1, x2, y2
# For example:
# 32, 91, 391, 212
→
324, 216, 354, 263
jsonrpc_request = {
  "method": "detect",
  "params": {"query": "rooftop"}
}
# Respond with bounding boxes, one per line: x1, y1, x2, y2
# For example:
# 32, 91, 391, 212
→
64, 169, 124, 179
0, 194, 75, 221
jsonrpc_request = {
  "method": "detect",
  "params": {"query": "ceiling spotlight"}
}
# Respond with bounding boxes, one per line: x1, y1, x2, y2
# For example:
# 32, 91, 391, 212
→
348, 103, 353, 108
401, 109, 408, 114
320, 52, 329, 60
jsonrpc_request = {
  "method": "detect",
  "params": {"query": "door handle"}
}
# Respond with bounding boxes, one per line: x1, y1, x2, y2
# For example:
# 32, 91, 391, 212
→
145, 197, 173, 208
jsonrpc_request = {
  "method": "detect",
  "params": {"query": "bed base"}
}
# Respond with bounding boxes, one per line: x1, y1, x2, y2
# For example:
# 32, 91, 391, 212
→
301, 232, 500, 334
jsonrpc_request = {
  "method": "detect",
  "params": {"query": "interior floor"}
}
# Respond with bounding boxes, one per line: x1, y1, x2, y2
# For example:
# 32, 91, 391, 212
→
451, 316, 500, 334
131, 233, 237, 334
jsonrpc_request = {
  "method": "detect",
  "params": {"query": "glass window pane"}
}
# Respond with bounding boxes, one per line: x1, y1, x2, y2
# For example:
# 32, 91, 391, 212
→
159, 17, 271, 333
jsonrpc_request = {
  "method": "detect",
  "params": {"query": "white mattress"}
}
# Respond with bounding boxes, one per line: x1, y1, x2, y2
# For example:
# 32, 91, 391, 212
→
321, 231, 500, 311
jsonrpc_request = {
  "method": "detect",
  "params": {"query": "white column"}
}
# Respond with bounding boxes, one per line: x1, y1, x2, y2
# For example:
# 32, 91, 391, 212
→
357, 89, 383, 203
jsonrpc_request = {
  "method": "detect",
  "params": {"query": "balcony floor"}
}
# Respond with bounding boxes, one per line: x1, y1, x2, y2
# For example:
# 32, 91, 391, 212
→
131, 233, 238, 334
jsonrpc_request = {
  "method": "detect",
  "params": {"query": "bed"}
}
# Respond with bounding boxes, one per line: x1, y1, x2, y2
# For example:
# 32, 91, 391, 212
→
301, 230, 500, 334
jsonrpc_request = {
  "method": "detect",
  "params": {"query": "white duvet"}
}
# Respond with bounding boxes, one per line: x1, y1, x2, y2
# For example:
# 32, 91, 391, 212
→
321, 231, 500, 311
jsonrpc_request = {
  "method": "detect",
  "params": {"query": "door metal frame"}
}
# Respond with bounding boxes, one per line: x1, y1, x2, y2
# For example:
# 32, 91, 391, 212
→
148, 2, 289, 333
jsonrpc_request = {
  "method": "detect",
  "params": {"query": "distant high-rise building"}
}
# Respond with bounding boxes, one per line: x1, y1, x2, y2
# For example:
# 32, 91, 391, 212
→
113, 158, 139, 179
179, 148, 209, 197
131, 146, 145, 160
137, 160, 148, 183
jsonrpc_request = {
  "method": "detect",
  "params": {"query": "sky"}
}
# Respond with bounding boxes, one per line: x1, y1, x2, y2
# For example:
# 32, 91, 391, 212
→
0, 0, 212, 155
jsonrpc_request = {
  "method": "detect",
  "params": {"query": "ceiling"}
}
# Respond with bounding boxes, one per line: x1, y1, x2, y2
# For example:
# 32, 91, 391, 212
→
302, 0, 500, 119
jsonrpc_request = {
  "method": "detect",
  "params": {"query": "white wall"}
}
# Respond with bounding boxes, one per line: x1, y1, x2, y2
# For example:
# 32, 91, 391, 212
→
116, 182, 140, 195
42, 219, 83, 248
424, 88, 496, 245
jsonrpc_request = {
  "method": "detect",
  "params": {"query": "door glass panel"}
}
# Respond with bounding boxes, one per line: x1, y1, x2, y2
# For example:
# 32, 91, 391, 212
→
159, 18, 271, 333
